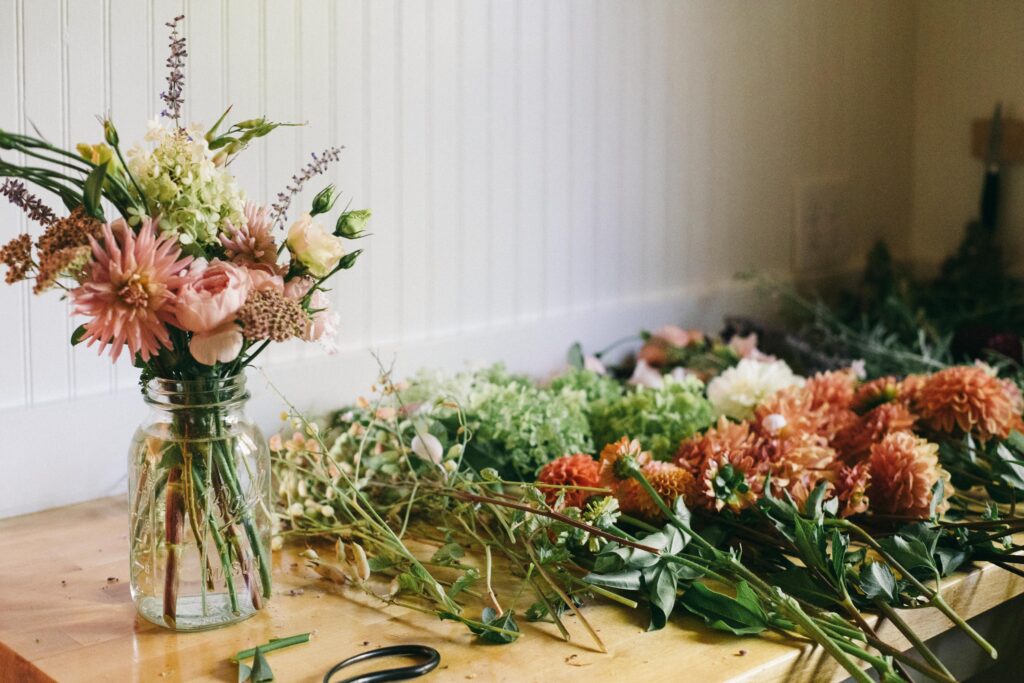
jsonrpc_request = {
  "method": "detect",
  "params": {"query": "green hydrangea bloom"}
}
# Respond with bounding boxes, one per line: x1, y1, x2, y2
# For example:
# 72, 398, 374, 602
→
548, 368, 624, 407
399, 365, 593, 479
127, 122, 245, 246
590, 375, 713, 461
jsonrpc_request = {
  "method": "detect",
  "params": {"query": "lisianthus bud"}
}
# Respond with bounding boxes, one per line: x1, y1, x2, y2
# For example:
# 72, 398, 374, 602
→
310, 185, 338, 216
102, 119, 119, 146
336, 209, 372, 239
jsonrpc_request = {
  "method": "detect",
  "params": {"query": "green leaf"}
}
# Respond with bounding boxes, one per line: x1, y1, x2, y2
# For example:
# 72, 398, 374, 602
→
878, 534, 935, 578
584, 569, 643, 592
830, 528, 849, 586
567, 342, 585, 370
678, 582, 768, 635
431, 542, 465, 566
643, 562, 679, 631
479, 608, 520, 644
769, 568, 838, 608
250, 647, 274, 682
82, 160, 109, 220
448, 568, 480, 599
237, 662, 252, 683
792, 516, 828, 575
71, 324, 88, 346
859, 562, 898, 603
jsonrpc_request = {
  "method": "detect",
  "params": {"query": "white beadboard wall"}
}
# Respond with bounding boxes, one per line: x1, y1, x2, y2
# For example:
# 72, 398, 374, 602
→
0, 0, 917, 517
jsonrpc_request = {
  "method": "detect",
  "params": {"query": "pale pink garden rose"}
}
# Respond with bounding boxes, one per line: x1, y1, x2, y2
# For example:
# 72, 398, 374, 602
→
305, 289, 340, 352
286, 213, 346, 278
284, 276, 314, 301
728, 333, 775, 362
176, 259, 251, 333
189, 322, 244, 366
245, 263, 285, 294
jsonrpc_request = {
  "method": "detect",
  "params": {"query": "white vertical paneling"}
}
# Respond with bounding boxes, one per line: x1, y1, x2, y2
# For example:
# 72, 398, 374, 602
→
567, 0, 595, 311
457, 0, 489, 330
543, 0, 571, 314
0, 0, 26, 409
516, 0, 545, 318
1, 1, 921, 443
367, 0, 400, 342
427, 0, 459, 335
333, 0, 367, 347
399, 0, 428, 339
21, 0, 69, 404
487, 0, 516, 324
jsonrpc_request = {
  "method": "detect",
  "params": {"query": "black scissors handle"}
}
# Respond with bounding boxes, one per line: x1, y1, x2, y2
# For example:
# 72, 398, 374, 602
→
323, 644, 441, 683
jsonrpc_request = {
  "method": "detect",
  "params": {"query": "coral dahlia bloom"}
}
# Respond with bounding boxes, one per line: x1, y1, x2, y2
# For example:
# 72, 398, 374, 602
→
676, 416, 757, 476
72, 219, 192, 362
598, 437, 651, 514
833, 462, 871, 517
833, 401, 917, 464
914, 366, 1024, 441
536, 453, 602, 508
632, 461, 695, 518
868, 431, 946, 518
851, 376, 902, 414
804, 370, 857, 412
221, 202, 285, 273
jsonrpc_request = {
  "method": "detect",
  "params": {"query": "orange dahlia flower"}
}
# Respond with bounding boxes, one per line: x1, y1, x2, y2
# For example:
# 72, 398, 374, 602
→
631, 461, 696, 518
833, 461, 871, 517
536, 453, 602, 508
851, 376, 902, 414
675, 416, 757, 476
804, 369, 858, 412
868, 431, 946, 517
597, 437, 651, 514
914, 366, 1024, 441
833, 401, 917, 464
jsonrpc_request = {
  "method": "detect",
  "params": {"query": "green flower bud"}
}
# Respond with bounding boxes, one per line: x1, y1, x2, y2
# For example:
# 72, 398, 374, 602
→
235, 118, 266, 129
310, 184, 338, 216
102, 119, 119, 147
335, 209, 372, 238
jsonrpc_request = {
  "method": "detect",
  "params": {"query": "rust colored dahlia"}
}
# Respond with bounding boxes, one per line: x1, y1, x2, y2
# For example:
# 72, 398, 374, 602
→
868, 431, 945, 517
696, 438, 770, 513
598, 437, 651, 514
631, 461, 696, 518
832, 462, 871, 517
71, 219, 192, 362
833, 401, 917, 464
914, 366, 1023, 441
675, 416, 757, 477
805, 370, 857, 412
536, 453, 602, 508
770, 435, 836, 509
851, 376, 902, 414
754, 388, 823, 439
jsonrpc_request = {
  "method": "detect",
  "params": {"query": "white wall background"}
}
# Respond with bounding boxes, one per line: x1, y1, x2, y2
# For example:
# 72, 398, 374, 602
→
911, 0, 1024, 271
0, 0, 919, 517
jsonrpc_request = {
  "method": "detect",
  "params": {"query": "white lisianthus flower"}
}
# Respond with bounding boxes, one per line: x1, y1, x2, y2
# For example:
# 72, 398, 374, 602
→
411, 432, 444, 464
287, 213, 346, 277
707, 358, 805, 420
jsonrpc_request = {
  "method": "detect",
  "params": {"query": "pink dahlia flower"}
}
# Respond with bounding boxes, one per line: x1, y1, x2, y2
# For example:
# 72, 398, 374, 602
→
72, 219, 192, 362
221, 202, 284, 273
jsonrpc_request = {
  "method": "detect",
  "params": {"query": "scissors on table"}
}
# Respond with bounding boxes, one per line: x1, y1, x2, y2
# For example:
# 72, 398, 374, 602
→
323, 644, 441, 683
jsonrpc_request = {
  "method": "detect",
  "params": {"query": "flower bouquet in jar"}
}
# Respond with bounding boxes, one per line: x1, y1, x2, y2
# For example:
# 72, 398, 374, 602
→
0, 15, 370, 630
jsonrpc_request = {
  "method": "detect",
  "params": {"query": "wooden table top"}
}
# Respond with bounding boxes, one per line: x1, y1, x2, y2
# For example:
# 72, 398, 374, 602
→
1, 497, 1022, 683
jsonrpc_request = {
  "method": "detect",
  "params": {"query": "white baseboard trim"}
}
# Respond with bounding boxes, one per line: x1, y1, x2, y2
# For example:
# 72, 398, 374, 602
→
0, 278, 765, 518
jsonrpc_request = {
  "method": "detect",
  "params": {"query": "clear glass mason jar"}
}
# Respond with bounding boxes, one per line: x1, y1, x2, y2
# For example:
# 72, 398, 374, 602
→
128, 375, 272, 631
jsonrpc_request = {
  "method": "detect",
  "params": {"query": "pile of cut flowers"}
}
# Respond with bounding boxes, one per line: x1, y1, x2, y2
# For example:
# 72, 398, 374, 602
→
273, 330, 1024, 682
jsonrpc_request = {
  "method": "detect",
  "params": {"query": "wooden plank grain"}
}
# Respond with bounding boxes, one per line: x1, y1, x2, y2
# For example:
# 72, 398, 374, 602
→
0, 497, 1022, 682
